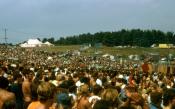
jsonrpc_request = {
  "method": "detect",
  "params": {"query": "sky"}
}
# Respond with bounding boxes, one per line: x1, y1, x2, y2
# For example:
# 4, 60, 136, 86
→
0, 0, 175, 44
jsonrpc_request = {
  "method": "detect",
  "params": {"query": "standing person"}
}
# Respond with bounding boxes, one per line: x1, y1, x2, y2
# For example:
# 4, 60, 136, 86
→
76, 84, 92, 109
163, 88, 175, 109
31, 72, 43, 101
0, 76, 16, 109
56, 93, 72, 109
119, 93, 149, 109
22, 70, 34, 109
10, 73, 24, 109
27, 82, 56, 109
149, 91, 163, 109
142, 61, 149, 77
89, 84, 102, 108
100, 88, 121, 109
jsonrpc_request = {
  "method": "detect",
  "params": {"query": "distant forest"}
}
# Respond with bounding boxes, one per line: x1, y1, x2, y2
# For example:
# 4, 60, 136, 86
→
42, 29, 175, 47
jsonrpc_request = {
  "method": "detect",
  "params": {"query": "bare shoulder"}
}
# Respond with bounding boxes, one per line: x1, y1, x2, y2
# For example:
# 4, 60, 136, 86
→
0, 89, 15, 101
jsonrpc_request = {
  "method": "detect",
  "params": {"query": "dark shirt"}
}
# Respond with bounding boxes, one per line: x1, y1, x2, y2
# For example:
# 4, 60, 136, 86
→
10, 83, 24, 109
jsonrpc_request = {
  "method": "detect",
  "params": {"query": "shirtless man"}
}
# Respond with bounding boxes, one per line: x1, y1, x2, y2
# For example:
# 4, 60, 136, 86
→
77, 84, 92, 109
22, 70, 34, 108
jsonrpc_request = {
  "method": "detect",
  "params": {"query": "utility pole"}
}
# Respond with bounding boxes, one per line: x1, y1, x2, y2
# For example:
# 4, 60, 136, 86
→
4, 28, 7, 45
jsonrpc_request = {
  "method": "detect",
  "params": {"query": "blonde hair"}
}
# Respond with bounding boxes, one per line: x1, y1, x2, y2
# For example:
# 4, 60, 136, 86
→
101, 88, 118, 101
37, 82, 55, 102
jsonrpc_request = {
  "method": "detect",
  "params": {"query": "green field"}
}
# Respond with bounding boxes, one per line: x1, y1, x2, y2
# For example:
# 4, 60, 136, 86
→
38, 45, 175, 57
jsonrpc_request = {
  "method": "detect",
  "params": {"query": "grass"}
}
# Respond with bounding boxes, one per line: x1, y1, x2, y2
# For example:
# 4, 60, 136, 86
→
38, 45, 175, 57
39, 45, 80, 52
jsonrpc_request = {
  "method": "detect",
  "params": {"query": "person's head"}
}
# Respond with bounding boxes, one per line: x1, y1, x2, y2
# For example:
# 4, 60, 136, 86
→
163, 88, 175, 108
35, 71, 43, 80
13, 73, 23, 84
2, 100, 16, 109
22, 69, 34, 81
68, 85, 77, 94
0, 76, 9, 89
57, 93, 72, 109
124, 85, 137, 98
56, 74, 65, 82
37, 82, 55, 102
150, 91, 162, 105
80, 77, 90, 85
93, 100, 112, 109
31, 80, 41, 101
92, 84, 102, 95
129, 93, 144, 107
78, 84, 89, 95
101, 88, 118, 102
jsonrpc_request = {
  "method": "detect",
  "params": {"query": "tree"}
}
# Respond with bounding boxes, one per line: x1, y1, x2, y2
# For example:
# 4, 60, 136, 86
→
46, 29, 175, 47
47, 37, 55, 44
42, 38, 48, 43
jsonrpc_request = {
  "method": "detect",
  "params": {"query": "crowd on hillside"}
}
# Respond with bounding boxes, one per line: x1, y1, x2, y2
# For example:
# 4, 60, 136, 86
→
0, 46, 175, 109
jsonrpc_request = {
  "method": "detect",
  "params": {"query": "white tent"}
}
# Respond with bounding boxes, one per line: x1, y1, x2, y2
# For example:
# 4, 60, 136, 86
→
43, 41, 54, 46
20, 39, 43, 47
102, 54, 115, 61
151, 44, 157, 48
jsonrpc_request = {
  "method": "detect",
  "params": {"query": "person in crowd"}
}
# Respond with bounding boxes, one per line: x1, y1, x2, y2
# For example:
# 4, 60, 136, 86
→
22, 69, 34, 108
101, 88, 121, 109
2, 100, 16, 109
149, 91, 163, 109
89, 84, 102, 108
1, 45, 175, 109
0, 76, 16, 109
9, 73, 24, 109
56, 93, 72, 109
119, 93, 149, 109
93, 100, 112, 109
27, 82, 56, 109
163, 88, 175, 109
123, 85, 138, 100
30, 71, 43, 101
76, 84, 92, 109
0, 68, 5, 77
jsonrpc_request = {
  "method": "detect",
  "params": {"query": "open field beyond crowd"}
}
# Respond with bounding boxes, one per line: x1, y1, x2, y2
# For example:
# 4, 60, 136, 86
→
38, 45, 175, 56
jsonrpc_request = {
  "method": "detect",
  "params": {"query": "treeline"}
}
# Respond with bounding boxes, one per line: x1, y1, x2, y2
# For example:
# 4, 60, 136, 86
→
43, 29, 175, 47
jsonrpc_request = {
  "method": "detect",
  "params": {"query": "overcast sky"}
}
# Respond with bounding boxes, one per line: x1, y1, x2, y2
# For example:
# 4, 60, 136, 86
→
0, 0, 174, 44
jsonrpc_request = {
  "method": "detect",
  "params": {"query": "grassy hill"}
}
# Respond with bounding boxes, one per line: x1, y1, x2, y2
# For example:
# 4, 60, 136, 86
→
38, 45, 175, 57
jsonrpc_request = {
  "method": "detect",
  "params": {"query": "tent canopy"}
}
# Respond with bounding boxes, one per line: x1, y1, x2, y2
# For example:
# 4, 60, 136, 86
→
20, 39, 43, 47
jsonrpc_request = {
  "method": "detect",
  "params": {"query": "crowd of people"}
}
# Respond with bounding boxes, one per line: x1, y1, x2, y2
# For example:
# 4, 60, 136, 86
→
0, 45, 175, 109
